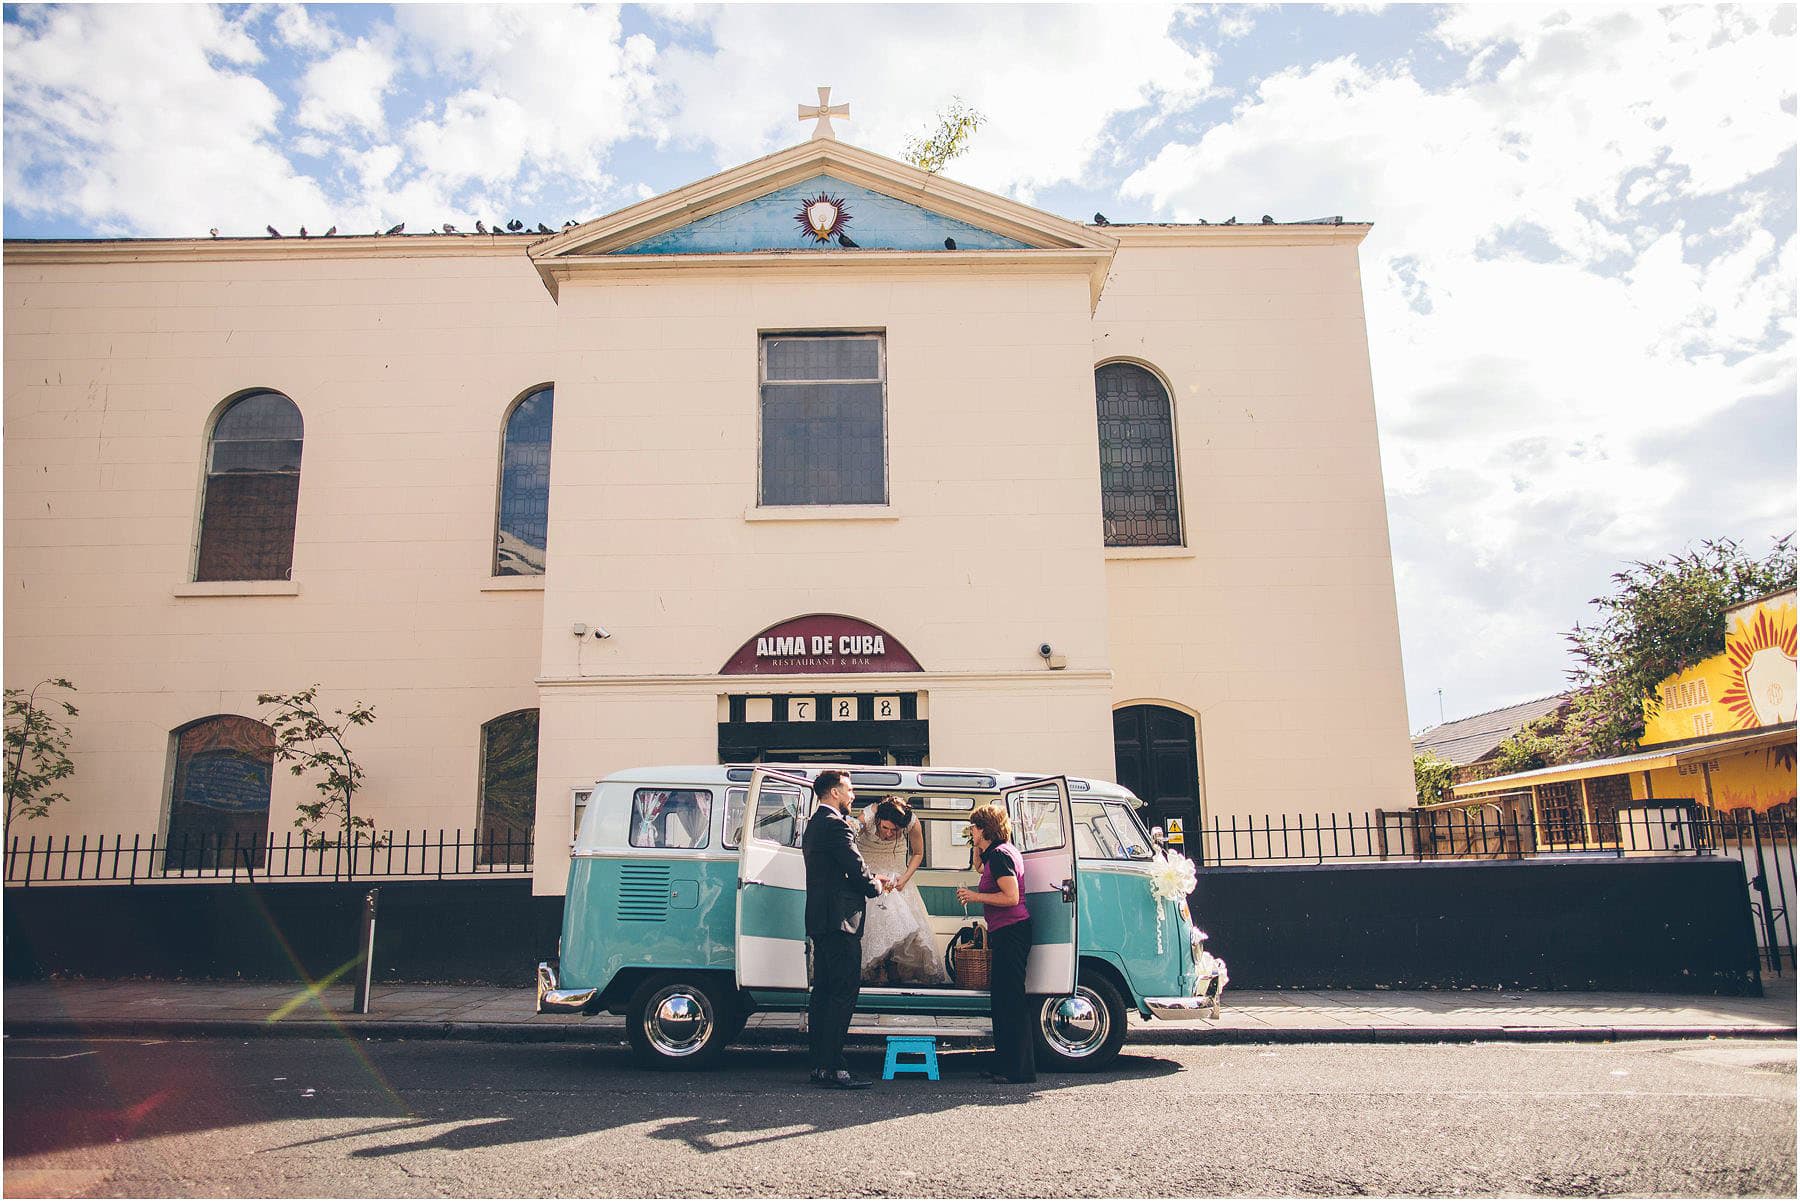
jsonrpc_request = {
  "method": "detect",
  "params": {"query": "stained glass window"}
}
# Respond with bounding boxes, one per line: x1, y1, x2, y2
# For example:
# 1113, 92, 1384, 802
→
1095, 363, 1182, 547
760, 334, 886, 506
495, 388, 553, 576
478, 709, 539, 865
166, 716, 274, 869
195, 392, 303, 581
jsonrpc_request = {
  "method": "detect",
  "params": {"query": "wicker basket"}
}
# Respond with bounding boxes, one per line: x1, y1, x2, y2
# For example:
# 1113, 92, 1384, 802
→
953, 944, 991, 989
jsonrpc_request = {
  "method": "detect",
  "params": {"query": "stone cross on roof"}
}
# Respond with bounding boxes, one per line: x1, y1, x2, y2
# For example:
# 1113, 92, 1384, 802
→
798, 86, 849, 141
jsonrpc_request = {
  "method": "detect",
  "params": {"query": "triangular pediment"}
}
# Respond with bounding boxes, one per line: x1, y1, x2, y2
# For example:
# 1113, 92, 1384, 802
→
531, 139, 1114, 260
612, 174, 1034, 255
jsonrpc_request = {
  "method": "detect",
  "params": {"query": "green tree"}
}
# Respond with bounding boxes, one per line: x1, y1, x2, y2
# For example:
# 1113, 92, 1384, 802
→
1563, 535, 1794, 756
1413, 750, 1453, 807
4, 678, 78, 842
902, 97, 986, 174
258, 686, 379, 855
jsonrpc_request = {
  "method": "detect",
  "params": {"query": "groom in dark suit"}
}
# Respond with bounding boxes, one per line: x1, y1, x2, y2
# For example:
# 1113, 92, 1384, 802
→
802, 769, 888, 1088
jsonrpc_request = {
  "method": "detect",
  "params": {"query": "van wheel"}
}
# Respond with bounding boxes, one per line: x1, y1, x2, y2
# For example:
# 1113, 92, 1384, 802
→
626, 974, 735, 1069
1032, 976, 1128, 1072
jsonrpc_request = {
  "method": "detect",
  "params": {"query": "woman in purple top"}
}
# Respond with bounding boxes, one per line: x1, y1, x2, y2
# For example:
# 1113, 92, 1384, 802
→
956, 803, 1036, 1084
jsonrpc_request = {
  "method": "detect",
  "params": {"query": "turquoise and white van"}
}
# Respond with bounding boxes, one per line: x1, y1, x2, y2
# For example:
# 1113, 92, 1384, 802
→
536, 764, 1227, 1071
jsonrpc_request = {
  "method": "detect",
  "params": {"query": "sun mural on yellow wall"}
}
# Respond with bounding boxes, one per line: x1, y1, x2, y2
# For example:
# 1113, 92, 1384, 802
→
1719, 599, 1797, 729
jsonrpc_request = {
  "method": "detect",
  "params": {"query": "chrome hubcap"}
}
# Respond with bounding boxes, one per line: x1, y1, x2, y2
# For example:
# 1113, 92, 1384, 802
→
643, 986, 713, 1057
1039, 987, 1110, 1058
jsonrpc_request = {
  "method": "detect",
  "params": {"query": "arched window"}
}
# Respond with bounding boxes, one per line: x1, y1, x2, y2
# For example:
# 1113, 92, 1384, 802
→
1094, 364, 1181, 547
478, 709, 539, 864
195, 391, 304, 581
495, 387, 553, 575
166, 715, 275, 869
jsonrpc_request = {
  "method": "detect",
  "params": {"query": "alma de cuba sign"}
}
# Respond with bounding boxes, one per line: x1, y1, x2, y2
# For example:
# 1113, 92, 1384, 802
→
720, 614, 923, 676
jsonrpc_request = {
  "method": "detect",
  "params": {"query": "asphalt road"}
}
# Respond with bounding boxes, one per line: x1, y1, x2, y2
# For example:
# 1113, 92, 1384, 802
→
4, 1033, 1794, 1198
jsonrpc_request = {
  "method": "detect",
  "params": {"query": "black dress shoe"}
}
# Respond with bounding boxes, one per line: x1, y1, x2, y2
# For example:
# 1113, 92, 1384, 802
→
812, 1069, 873, 1089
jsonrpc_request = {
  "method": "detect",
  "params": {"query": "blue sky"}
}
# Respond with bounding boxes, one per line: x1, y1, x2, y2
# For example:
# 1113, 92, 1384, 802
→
5, 3, 1795, 731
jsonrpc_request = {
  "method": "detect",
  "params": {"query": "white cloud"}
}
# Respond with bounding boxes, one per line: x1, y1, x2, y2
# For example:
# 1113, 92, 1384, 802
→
274, 4, 338, 54
3, 5, 331, 236
1121, 6, 1796, 724
392, 4, 657, 192
651, 4, 1215, 201
297, 37, 398, 136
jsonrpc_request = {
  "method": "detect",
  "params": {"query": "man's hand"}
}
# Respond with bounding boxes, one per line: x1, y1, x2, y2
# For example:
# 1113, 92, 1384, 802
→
955, 886, 980, 905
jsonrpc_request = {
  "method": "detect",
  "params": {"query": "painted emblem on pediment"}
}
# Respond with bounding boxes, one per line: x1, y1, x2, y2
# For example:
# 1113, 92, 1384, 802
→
797, 193, 852, 244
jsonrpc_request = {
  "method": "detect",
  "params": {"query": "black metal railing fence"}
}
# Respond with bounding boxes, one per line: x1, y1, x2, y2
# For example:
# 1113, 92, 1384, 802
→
1186, 805, 1793, 973
5, 827, 533, 886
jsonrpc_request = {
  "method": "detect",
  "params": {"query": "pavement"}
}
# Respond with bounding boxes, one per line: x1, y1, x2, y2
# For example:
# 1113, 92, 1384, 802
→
4, 976, 1793, 1046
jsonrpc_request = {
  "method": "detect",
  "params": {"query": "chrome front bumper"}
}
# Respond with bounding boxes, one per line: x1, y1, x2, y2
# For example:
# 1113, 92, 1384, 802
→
536, 961, 598, 1015
1146, 934, 1228, 1021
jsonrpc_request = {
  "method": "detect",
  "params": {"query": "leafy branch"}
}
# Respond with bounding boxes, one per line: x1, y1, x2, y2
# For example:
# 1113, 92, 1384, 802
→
257, 686, 380, 854
902, 97, 986, 174
4, 677, 78, 843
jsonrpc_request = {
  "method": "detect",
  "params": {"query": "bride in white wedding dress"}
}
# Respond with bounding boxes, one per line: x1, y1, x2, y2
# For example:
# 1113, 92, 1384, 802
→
853, 797, 949, 985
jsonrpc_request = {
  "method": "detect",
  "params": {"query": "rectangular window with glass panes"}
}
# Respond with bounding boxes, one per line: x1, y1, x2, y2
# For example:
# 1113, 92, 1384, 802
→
758, 333, 886, 506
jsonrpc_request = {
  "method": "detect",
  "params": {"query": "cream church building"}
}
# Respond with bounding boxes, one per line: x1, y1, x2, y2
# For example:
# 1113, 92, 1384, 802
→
4, 103, 1414, 895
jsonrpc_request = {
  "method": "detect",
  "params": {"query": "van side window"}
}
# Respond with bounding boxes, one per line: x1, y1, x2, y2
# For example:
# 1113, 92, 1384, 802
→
629, 788, 712, 850
749, 785, 807, 848
722, 787, 748, 849
918, 814, 973, 870
1011, 790, 1067, 852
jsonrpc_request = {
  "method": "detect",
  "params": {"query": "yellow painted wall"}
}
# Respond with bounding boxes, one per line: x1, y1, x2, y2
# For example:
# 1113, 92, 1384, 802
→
1629, 739, 1797, 815
1643, 591, 1796, 746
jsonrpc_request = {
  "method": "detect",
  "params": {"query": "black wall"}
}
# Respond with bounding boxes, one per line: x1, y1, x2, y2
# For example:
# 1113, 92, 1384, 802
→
4, 880, 562, 985
4, 856, 1765, 994
1194, 856, 1763, 995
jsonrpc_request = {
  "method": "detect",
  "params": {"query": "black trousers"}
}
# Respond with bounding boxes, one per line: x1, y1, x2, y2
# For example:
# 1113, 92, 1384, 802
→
808, 931, 862, 1072
988, 917, 1036, 1081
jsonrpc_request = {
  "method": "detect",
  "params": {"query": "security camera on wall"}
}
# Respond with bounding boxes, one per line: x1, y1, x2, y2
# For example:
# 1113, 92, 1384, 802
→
1038, 643, 1067, 670
593, 626, 612, 640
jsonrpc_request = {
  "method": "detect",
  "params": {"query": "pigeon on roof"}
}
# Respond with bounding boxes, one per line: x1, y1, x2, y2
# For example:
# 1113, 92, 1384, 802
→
536, 223, 553, 234
1261, 215, 1274, 224
944, 237, 956, 250
475, 220, 488, 234
1094, 212, 1110, 226
383, 222, 405, 236
209, 228, 220, 239
266, 225, 281, 237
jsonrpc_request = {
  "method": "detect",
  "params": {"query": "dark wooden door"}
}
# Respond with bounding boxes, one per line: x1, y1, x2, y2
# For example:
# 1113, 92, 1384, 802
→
1112, 705, 1202, 860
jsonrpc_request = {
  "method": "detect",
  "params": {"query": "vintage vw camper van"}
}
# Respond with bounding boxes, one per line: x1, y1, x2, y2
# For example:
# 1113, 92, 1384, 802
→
536, 765, 1227, 1070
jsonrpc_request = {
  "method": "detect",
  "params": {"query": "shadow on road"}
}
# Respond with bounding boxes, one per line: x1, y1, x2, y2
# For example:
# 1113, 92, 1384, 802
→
4, 1036, 1183, 1161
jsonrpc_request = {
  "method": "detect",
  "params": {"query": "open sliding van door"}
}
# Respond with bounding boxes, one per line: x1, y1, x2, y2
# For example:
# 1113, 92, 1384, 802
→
735, 767, 815, 990
1002, 776, 1078, 995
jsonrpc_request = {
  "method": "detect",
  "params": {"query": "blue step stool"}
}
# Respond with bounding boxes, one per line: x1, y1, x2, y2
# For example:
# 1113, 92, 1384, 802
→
882, 1035, 940, 1081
